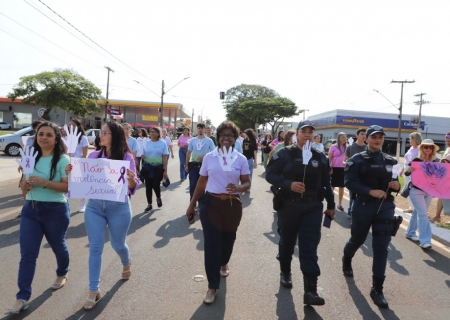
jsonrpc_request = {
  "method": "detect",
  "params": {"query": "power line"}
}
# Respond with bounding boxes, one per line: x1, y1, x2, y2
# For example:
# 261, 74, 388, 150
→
35, 0, 160, 85
0, 11, 101, 69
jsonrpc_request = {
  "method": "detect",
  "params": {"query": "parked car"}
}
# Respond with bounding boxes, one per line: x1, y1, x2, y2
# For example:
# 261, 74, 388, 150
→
0, 127, 34, 156
323, 139, 336, 155
0, 122, 12, 130
85, 129, 100, 145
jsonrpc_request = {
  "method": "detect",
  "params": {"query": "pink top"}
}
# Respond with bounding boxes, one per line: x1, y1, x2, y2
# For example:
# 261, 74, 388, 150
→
329, 144, 346, 168
88, 150, 140, 195
178, 135, 192, 148
200, 148, 250, 194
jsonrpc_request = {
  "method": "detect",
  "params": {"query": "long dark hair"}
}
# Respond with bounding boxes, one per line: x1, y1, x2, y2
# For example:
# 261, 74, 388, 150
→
33, 122, 66, 181
69, 118, 86, 143
244, 128, 257, 147
98, 121, 131, 160
277, 131, 284, 142
216, 120, 239, 149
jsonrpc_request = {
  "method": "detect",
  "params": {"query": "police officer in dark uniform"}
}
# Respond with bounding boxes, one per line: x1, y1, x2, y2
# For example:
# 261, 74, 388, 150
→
266, 120, 335, 306
342, 125, 401, 308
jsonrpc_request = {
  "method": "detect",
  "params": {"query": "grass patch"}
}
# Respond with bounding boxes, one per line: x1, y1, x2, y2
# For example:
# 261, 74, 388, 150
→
0, 131, 12, 136
436, 222, 450, 230
398, 176, 404, 187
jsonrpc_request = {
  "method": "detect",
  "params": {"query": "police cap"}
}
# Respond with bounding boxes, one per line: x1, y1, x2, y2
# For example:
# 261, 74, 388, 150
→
366, 125, 386, 137
297, 120, 315, 130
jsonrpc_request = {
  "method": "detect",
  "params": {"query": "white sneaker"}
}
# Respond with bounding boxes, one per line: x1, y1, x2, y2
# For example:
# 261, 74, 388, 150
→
79, 207, 86, 213
420, 243, 432, 249
406, 235, 419, 242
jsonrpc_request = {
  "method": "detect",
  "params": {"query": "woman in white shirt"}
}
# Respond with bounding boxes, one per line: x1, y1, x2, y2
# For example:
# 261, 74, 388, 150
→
136, 129, 149, 172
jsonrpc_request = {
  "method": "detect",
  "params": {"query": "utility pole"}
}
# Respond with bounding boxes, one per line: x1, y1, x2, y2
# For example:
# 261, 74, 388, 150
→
104, 66, 114, 124
413, 93, 429, 133
391, 79, 415, 161
160, 80, 165, 127
191, 108, 194, 132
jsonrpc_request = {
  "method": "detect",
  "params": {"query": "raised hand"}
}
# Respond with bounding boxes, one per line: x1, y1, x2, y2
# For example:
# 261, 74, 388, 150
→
64, 124, 81, 154
14, 145, 38, 174
302, 140, 313, 165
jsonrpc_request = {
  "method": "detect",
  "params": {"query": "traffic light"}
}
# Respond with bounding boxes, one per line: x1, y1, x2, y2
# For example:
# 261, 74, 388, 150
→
220, 92, 225, 99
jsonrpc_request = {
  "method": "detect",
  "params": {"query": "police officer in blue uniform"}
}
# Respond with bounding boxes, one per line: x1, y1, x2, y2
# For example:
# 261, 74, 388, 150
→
266, 120, 335, 306
342, 125, 401, 308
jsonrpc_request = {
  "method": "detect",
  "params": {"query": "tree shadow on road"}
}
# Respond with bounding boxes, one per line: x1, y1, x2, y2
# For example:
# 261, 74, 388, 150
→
3, 288, 53, 320
344, 277, 400, 320
66, 280, 125, 320
189, 278, 227, 320
153, 215, 203, 250
422, 248, 450, 277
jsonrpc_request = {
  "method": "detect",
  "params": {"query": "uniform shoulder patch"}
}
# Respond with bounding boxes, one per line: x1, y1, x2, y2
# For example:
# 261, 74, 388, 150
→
344, 160, 354, 171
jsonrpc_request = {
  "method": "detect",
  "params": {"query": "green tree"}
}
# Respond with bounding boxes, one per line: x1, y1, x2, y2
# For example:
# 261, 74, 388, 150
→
223, 84, 280, 129
204, 118, 212, 126
238, 97, 298, 134
8, 68, 103, 119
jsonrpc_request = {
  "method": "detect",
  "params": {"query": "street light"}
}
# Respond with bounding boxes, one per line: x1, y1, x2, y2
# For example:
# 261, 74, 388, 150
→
160, 77, 190, 127
300, 109, 309, 120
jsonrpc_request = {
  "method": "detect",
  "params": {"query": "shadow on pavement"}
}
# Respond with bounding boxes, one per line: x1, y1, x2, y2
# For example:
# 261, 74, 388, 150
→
153, 215, 204, 250
2, 288, 53, 320
0, 218, 20, 249
66, 280, 126, 320
275, 285, 298, 320
189, 278, 227, 320
0, 193, 23, 212
422, 248, 450, 277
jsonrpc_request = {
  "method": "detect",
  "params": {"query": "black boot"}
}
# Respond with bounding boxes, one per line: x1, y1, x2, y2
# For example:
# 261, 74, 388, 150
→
370, 276, 389, 308
342, 255, 354, 277
279, 262, 292, 288
303, 275, 325, 306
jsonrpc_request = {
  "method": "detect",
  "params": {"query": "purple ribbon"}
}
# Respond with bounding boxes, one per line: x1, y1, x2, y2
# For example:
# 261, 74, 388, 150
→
26, 158, 30, 168
118, 166, 126, 184
223, 156, 228, 166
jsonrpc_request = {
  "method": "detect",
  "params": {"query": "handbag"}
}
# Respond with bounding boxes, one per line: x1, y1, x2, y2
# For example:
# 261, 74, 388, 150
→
162, 177, 171, 188
400, 182, 411, 198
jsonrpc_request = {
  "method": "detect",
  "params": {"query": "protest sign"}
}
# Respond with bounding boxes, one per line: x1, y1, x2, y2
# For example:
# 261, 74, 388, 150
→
411, 162, 450, 199
68, 157, 130, 202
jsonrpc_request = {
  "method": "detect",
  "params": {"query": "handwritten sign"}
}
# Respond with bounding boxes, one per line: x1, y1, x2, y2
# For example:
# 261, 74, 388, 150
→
411, 162, 450, 199
68, 158, 130, 202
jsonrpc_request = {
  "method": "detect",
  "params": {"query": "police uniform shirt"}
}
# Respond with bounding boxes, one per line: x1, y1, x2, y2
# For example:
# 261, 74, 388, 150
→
265, 145, 335, 210
344, 149, 398, 196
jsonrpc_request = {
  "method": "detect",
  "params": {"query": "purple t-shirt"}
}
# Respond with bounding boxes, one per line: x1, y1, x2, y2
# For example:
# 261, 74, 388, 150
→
88, 150, 140, 195
329, 144, 346, 168
199, 148, 250, 194
178, 135, 192, 148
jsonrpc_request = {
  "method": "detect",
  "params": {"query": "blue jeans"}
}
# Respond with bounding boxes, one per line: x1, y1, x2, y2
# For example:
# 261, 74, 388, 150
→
84, 199, 132, 292
406, 188, 433, 245
179, 148, 188, 180
188, 166, 200, 200
17, 200, 70, 301
247, 158, 254, 180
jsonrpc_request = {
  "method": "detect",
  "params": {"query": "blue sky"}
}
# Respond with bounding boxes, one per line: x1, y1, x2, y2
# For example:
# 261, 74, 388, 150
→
0, 0, 449, 126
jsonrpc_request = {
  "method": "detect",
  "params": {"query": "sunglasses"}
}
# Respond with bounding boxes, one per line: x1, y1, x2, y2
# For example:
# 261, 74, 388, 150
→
422, 145, 434, 150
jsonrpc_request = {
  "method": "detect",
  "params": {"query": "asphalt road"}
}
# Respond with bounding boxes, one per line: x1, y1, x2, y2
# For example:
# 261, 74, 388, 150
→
1, 150, 450, 319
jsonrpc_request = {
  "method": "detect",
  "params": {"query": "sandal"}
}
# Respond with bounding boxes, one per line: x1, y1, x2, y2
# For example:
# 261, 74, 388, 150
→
4, 299, 28, 315
83, 291, 102, 311
121, 259, 132, 280
403, 208, 413, 213
51, 274, 68, 290
430, 216, 441, 223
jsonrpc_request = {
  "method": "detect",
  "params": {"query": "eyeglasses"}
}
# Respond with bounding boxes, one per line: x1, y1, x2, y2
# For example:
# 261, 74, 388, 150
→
100, 131, 112, 136
219, 133, 235, 139
422, 145, 434, 150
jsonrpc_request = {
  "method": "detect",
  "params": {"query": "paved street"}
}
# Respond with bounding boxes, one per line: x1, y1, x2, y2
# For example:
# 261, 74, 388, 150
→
1, 147, 450, 319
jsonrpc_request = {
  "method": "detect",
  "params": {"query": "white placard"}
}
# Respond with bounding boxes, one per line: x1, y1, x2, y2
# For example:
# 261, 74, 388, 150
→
14, 145, 38, 174
68, 158, 130, 202
302, 140, 312, 164
64, 124, 81, 154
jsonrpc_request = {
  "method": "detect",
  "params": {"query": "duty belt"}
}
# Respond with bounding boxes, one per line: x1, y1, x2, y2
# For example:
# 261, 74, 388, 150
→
356, 195, 394, 203
284, 194, 319, 203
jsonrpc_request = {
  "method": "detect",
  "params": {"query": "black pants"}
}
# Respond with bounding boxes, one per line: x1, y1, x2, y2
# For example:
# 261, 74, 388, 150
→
277, 200, 323, 276
144, 176, 161, 204
199, 192, 242, 289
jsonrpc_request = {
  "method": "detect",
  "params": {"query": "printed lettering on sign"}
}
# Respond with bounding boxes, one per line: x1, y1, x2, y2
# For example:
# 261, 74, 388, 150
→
68, 157, 130, 202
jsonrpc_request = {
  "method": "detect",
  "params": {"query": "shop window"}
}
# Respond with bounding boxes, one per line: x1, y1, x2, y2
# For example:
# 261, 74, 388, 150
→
13, 112, 32, 129
0, 111, 3, 122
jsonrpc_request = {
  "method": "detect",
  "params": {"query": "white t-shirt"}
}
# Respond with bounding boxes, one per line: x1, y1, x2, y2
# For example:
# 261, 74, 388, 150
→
200, 148, 250, 194
162, 136, 172, 147
70, 135, 89, 157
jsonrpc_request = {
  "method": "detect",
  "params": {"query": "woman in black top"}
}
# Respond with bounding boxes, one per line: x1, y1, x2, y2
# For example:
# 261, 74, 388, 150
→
262, 134, 273, 169
242, 128, 258, 180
